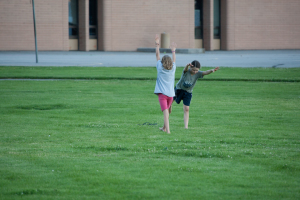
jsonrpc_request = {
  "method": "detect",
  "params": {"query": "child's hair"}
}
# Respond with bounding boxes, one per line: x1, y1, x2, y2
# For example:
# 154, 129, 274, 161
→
161, 55, 173, 70
191, 60, 201, 69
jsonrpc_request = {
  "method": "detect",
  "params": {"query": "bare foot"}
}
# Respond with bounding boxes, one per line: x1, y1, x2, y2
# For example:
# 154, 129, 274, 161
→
159, 127, 170, 134
159, 127, 166, 131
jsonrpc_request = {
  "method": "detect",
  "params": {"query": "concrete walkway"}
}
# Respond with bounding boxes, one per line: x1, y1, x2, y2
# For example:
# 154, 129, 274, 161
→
0, 50, 299, 68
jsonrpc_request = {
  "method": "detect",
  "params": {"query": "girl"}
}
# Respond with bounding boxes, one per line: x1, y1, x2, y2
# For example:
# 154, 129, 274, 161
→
174, 60, 219, 129
154, 34, 177, 134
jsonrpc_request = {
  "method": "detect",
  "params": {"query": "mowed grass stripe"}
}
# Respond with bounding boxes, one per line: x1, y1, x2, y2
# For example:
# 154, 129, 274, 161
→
1, 66, 300, 82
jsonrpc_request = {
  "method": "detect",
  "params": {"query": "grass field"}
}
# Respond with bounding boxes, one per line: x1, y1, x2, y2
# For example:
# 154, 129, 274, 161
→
0, 67, 299, 199
1, 66, 300, 81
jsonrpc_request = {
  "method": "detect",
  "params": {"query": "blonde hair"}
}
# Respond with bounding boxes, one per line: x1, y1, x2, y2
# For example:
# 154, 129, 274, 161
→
161, 55, 173, 70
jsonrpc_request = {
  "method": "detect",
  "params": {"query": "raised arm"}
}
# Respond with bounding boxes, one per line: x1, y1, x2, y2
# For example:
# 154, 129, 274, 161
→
184, 63, 192, 73
170, 42, 177, 63
155, 34, 160, 61
202, 67, 220, 76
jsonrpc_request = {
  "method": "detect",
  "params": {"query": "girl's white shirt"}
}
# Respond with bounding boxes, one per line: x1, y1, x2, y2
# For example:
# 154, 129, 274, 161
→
154, 60, 176, 97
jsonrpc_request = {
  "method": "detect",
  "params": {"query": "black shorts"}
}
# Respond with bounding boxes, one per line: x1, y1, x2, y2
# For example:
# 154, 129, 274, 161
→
174, 87, 192, 106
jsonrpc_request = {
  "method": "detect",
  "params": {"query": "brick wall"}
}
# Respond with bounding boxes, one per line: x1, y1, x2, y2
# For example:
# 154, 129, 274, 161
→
0, 0, 299, 51
223, 0, 300, 50
100, 0, 195, 51
0, 0, 68, 51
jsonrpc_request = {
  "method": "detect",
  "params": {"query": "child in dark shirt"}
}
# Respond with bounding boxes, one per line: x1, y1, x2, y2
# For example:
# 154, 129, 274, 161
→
174, 60, 219, 129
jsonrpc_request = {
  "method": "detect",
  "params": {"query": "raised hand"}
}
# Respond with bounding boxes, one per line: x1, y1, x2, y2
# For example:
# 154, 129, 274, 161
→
185, 63, 192, 69
169, 42, 177, 51
155, 34, 160, 45
183, 63, 192, 73
155, 34, 160, 60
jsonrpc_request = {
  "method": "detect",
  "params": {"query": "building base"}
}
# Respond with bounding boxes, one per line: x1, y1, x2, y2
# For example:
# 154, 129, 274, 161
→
137, 48, 205, 54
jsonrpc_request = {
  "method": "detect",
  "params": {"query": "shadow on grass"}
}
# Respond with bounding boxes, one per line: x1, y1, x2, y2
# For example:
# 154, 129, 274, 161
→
15, 104, 68, 110
10, 189, 59, 196
76, 145, 129, 152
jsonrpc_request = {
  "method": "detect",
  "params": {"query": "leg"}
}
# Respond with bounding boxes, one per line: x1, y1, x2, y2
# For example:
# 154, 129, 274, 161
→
183, 104, 189, 129
163, 109, 170, 133
160, 98, 173, 132
182, 91, 192, 129
160, 111, 169, 131
158, 94, 171, 133
168, 100, 174, 114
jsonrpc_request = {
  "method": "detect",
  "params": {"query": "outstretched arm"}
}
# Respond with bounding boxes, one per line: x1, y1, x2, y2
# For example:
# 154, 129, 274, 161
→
155, 34, 160, 61
170, 42, 177, 63
202, 67, 220, 76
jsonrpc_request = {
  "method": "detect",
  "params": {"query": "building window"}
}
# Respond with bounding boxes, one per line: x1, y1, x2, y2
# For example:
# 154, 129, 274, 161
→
213, 0, 220, 39
195, 0, 203, 39
89, 0, 97, 39
69, 0, 78, 39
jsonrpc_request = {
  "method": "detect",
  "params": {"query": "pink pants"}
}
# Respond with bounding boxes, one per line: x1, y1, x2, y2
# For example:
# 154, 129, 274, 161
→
158, 93, 173, 111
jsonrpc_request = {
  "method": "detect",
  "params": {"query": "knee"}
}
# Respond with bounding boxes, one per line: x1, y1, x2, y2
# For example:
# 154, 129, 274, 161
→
183, 106, 189, 112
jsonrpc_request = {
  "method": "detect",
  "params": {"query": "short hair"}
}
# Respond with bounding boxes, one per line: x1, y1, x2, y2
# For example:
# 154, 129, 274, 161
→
191, 60, 201, 69
161, 55, 173, 70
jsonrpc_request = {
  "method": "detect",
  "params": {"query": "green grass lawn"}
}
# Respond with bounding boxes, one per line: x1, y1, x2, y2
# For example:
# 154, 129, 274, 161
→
0, 67, 299, 199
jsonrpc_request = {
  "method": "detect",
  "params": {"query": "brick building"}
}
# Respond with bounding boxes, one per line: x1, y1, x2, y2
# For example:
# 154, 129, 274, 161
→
0, 0, 299, 51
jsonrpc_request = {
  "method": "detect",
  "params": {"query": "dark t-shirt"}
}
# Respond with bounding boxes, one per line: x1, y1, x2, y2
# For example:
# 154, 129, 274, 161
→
175, 68, 203, 93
